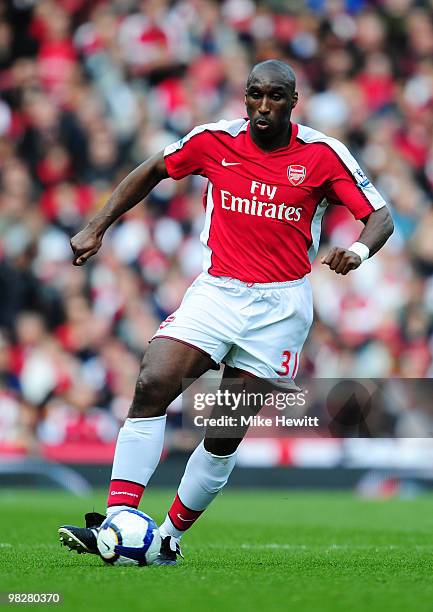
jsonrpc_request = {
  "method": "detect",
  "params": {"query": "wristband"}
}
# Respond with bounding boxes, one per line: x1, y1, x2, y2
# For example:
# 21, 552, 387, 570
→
348, 241, 370, 262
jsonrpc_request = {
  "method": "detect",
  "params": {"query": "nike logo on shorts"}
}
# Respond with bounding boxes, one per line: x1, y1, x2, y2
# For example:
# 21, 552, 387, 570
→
221, 158, 241, 166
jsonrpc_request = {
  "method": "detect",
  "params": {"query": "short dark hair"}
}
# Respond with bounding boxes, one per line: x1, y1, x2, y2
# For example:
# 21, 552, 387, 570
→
246, 60, 296, 93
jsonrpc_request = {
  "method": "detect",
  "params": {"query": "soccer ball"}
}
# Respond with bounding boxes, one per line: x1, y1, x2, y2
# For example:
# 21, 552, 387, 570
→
97, 509, 161, 566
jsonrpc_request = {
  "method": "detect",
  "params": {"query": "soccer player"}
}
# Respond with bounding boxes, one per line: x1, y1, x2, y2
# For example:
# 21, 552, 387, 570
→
58, 60, 393, 564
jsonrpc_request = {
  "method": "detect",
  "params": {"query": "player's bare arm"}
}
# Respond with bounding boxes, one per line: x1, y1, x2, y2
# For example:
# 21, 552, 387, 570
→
70, 152, 168, 266
321, 206, 394, 275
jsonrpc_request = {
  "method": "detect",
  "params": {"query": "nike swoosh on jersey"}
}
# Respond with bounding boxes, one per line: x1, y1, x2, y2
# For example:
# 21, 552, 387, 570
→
177, 514, 195, 522
221, 158, 241, 166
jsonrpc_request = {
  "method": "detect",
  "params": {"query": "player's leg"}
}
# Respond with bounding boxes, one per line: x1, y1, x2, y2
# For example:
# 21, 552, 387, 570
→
157, 279, 314, 562
157, 367, 266, 563
59, 337, 215, 554
106, 337, 216, 515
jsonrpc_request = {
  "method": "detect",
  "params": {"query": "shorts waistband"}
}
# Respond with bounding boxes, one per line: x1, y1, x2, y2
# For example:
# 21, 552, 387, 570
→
204, 273, 307, 290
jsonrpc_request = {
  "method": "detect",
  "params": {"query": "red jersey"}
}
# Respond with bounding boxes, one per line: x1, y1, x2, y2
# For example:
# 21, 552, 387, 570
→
164, 119, 386, 283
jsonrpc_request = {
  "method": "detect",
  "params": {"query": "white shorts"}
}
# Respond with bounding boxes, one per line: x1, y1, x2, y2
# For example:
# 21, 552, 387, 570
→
152, 273, 313, 379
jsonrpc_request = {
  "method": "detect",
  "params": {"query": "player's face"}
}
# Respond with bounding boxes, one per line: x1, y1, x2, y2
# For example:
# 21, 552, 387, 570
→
245, 73, 298, 143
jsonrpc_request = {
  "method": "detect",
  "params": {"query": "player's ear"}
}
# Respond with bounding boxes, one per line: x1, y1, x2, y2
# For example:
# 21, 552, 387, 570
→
291, 91, 299, 109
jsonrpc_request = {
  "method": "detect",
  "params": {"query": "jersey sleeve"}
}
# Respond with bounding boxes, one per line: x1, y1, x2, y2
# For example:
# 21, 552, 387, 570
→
163, 126, 208, 180
324, 139, 386, 220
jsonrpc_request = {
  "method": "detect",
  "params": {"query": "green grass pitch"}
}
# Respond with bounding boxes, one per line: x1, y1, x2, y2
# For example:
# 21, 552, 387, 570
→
0, 489, 433, 611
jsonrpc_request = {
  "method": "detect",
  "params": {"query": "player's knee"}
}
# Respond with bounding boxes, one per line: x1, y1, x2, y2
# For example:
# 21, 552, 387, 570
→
128, 371, 168, 418
204, 437, 241, 456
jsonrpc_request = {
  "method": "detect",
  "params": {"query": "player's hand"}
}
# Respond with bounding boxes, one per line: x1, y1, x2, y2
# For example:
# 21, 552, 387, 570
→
70, 225, 104, 266
321, 247, 361, 275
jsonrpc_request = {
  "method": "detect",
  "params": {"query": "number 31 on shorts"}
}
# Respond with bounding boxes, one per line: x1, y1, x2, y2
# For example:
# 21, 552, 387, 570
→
277, 350, 299, 378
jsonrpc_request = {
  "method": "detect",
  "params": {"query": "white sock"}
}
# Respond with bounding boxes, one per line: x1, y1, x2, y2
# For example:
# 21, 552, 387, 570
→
106, 416, 166, 514
159, 440, 237, 539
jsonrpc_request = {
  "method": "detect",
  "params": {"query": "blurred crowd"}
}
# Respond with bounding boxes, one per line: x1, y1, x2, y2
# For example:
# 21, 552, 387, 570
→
1, 0, 433, 455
